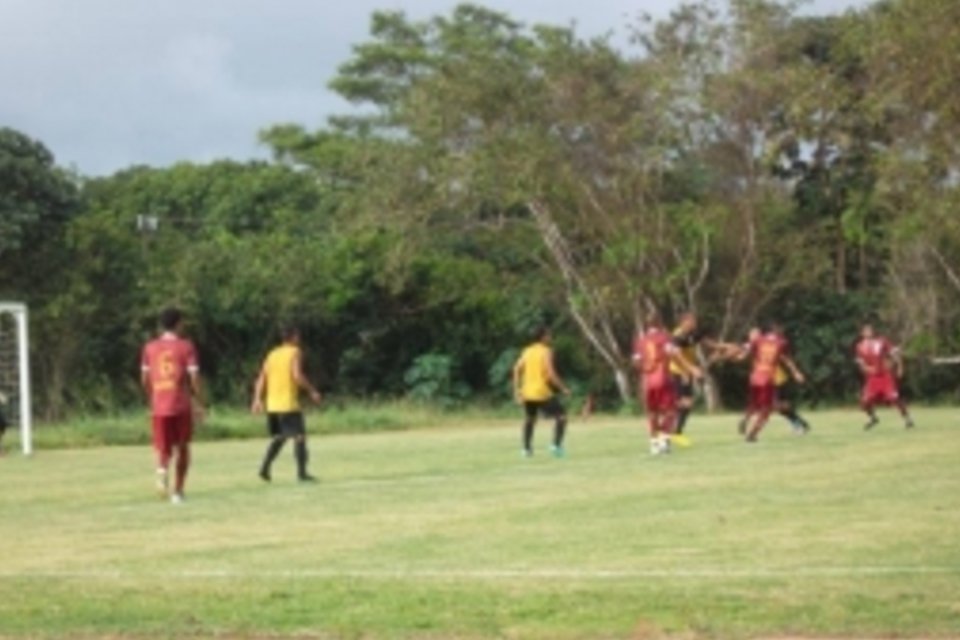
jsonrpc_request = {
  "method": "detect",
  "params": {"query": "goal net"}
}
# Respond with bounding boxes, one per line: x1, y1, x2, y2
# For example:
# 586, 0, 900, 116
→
0, 303, 32, 455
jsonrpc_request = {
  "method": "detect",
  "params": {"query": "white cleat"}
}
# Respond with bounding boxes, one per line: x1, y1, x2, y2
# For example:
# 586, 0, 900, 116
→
170, 493, 185, 505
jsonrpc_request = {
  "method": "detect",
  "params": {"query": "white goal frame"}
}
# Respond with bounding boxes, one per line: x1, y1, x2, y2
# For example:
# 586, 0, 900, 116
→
0, 302, 32, 455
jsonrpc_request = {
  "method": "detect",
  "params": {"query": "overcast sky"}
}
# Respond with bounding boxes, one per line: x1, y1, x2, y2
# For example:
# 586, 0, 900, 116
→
1, 0, 873, 176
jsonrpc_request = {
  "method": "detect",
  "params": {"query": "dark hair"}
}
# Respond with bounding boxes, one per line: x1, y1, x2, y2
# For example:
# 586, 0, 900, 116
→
533, 326, 551, 342
159, 307, 183, 331
645, 310, 662, 328
279, 324, 300, 342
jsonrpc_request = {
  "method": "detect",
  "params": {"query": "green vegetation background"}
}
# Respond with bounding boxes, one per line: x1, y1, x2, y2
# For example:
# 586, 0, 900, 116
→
2, 0, 960, 423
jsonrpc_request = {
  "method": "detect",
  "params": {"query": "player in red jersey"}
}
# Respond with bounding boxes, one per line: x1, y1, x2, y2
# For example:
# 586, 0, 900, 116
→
632, 312, 701, 455
141, 307, 202, 503
856, 323, 914, 430
741, 322, 804, 442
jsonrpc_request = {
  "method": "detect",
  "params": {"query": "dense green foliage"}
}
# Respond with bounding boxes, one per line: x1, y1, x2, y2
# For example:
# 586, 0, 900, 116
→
2, 0, 960, 418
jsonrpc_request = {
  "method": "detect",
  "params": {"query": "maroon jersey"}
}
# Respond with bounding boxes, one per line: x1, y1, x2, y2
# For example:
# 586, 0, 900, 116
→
633, 328, 677, 389
141, 334, 199, 417
856, 337, 896, 378
749, 333, 787, 386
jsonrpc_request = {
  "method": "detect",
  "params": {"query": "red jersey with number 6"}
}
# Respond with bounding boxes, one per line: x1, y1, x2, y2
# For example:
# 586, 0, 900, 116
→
856, 337, 895, 378
633, 328, 676, 390
141, 334, 199, 417
749, 333, 787, 386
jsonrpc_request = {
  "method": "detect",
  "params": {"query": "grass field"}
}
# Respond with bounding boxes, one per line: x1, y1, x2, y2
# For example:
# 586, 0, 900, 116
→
0, 408, 958, 639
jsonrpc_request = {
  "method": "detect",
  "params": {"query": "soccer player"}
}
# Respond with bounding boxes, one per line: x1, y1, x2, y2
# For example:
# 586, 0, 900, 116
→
633, 312, 701, 455
741, 323, 805, 442
513, 327, 570, 458
141, 307, 202, 504
856, 323, 914, 430
251, 325, 322, 482
774, 357, 810, 434
735, 328, 810, 435
669, 313, 730, 446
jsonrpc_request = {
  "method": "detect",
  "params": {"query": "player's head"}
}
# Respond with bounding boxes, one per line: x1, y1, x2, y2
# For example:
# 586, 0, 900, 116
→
159, 307, 183, 333
748, 326, 762, 341
678, 312, 697, 332
768, 321, 784, 336
645, 310, 663, 330
279, 324, 301, 344
861, 322, 875, 339
533, 326, 551, 344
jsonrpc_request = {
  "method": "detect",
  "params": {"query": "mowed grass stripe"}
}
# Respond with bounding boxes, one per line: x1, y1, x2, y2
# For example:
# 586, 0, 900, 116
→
2, 565, 958, 579
0, 408, 958, 638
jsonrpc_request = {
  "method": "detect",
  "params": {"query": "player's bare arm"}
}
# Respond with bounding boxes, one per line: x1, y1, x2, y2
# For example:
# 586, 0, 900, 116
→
512, 358, 525, 404
546, 351, 570, 395
292, 351, 322, 404
892, 348, 904, 378
782, 355, 805, 384
140, 367, 152, 398
251, 366, 267, 413
189, 368, 206, 422
631, 345, 644, 373
720, 341, 746, 359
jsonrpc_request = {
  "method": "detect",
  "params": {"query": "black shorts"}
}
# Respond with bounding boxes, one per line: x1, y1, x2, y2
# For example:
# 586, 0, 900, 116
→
775, 384, 793, 405
671, 375, 695, 399
0, 408, 7, 431
524, 398, 565, 420
267, 412, 306, 437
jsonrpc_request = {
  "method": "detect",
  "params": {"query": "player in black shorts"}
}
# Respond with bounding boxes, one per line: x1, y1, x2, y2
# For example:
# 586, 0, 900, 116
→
670, 313, 741, 445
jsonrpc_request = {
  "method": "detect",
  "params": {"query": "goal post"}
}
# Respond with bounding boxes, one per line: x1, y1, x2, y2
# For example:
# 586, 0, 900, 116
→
0, 302, 32, 456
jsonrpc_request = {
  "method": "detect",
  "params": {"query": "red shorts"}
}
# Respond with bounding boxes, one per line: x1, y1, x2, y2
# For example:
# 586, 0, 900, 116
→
862, 374, 899, 405
152, 412, 193, 457
644, 384, 677, 413
749, 383, 776, 412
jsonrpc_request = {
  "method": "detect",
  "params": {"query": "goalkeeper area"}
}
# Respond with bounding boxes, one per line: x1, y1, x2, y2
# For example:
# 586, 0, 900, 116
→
0, 302, 31, 455
0, 409, 958, 639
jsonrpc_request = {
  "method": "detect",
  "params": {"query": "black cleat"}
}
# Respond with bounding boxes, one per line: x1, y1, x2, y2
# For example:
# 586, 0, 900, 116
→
905, 419, 915, 429
863, 417, 879, 431
298, 474, 317, 483
259, 469, 271, 482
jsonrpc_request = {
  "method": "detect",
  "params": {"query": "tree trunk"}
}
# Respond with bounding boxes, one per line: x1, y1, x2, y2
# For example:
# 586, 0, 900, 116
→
836, 225, 847, 294
527, 200, 632, 404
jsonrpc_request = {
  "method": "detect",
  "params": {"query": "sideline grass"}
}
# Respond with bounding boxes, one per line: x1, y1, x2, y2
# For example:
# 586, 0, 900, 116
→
0, 408, 958, 639
20, 401, 516, 450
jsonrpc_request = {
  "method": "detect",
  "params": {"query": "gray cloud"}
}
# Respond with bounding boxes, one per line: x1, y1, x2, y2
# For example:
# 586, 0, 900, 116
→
0, 0, 872, 176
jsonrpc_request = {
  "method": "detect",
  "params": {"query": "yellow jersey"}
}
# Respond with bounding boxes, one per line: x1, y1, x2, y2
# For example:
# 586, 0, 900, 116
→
518, 342, 553, 402
669, 327, 698, 376
774, 364, 789, 387
264, 344, 301, 413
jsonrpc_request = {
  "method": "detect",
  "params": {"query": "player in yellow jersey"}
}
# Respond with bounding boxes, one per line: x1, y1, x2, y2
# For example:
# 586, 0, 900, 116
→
670, 313, 728, 447
772, 345, 810, 434
513, 327, 571, 458
251, 325, 322, 482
